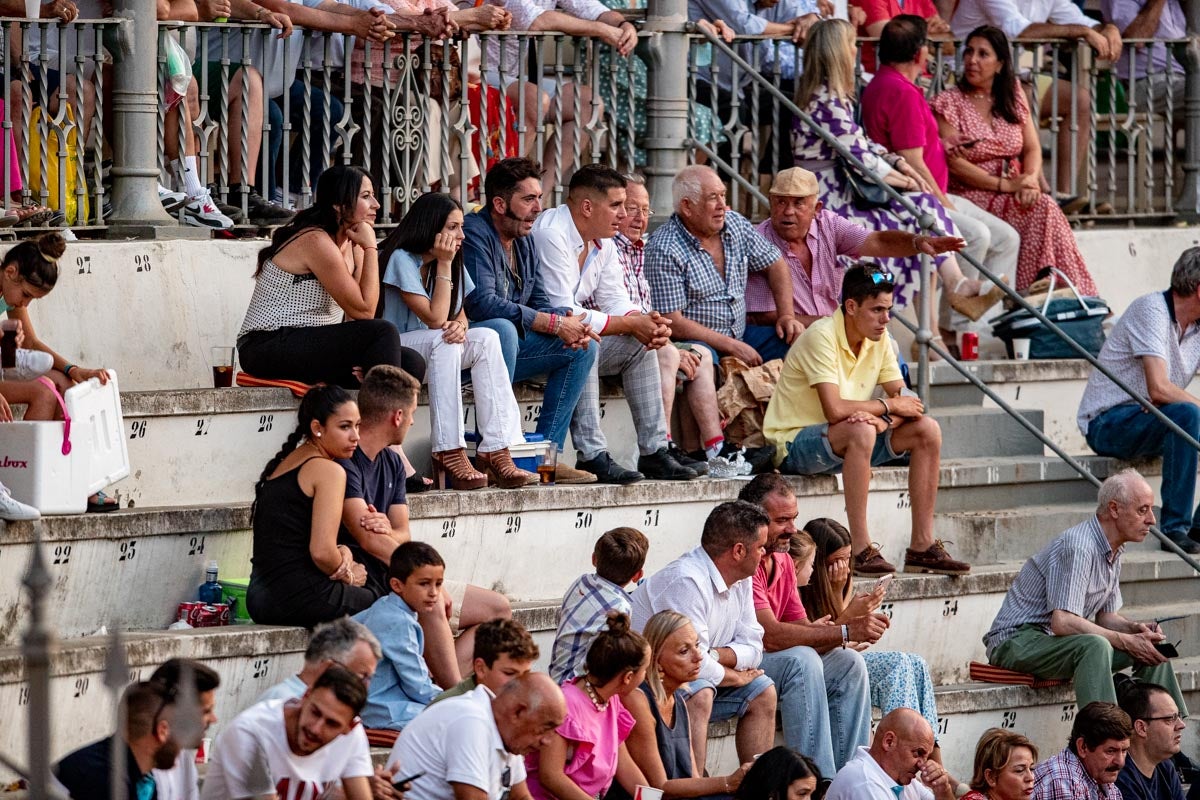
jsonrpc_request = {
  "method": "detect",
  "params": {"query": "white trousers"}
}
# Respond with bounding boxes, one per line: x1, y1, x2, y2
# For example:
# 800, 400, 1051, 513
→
398, 327, 524, 453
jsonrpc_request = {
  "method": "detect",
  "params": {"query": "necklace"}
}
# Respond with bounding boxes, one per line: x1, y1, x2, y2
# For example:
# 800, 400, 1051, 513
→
580, 678, 608, 711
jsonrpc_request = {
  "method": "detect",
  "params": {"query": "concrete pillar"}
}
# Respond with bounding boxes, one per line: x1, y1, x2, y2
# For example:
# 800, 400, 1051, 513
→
1175, 9, 1200, 219
107, 5, 203, 238
642, 0, 689, 225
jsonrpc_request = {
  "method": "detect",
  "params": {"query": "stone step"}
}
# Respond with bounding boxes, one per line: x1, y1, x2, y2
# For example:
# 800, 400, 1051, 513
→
0, 458, 1159, 644
924, 406, 1045, 459
1, 623, 1195, 788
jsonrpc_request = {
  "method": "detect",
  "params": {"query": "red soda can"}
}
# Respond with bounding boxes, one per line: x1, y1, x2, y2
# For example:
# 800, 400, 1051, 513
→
960, 332, 979, 361
197, 605, 220, 627
217, 603, 232, 626
178, 601, 203, 626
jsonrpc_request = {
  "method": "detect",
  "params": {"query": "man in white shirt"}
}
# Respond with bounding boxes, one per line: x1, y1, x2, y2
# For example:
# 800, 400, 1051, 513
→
826, 708, 958, 800
531, 163, 699, 484
630, 500, 778, 772
950, 0, 1123, 197
259, 618, 381, 704
201, 665, 375, 800
387, 673, 567, 800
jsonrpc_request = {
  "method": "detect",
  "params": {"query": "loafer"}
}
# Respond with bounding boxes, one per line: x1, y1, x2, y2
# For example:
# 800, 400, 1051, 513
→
576, 452, 643, 485
638, 447, 700, 481
852, 543, 896, 576
668, 442, 708, 476
903, 540, 970, 576
554, 463, 598, 484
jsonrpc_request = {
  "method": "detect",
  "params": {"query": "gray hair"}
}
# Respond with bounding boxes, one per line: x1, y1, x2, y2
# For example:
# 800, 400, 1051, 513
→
1170, 247, 1200, 297
672, 165, 718, 212
623, 172, 646, 186
1096, 468, 1149, 514
305, 617, 382, 664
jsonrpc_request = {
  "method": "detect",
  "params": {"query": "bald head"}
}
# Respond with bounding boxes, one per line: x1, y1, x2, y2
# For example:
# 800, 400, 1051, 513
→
870, 708, 936, 785
493, 673, 567, 756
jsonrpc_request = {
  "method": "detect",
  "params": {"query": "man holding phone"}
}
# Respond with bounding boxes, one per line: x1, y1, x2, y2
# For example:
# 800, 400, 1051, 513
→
984, 470, 1189, 715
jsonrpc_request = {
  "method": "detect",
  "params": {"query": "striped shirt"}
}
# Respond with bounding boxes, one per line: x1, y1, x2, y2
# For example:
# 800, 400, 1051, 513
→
643, 211, 781, 340
548, 573, 632, 684
984, 516, 1124, 658
747, 212, 869, 318
1033, 748, 1122, 800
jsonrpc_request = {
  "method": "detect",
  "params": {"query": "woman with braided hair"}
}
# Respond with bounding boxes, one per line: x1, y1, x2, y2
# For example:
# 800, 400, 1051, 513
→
246, 385, 374, 627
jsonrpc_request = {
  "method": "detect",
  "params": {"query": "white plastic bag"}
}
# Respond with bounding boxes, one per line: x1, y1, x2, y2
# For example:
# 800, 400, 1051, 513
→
163, 32, 191, 108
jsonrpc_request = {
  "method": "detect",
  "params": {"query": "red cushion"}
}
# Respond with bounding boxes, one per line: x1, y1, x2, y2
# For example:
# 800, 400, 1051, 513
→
365, 728, 400, 748
235, 372, 318, 398
969, 661, 1069, 689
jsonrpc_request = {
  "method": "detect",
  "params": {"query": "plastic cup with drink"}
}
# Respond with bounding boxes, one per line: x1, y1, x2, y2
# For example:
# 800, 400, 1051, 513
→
1012, 338, 1031, 360
1, 320, 19, 369
538, 445, 559, 485
211, 346, 235, 388
24, 0, 40, 19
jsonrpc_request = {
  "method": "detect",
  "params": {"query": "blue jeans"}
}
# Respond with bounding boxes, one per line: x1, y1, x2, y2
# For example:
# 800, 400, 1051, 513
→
265, 81, 345, 196
684, 674, 774, 721
1086, 401, 1200, 538
780, 423, 903, 476
742, 324, 793, 362
759, 646, 872, 779
474, 318, 597, 449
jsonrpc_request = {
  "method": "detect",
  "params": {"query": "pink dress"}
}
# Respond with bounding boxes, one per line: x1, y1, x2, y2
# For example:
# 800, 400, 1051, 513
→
930, 85, 1098, 296
525, 680, 636, 800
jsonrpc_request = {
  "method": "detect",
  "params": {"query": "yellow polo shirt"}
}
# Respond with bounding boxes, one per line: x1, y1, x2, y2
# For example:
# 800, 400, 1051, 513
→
763, 309, 903, 465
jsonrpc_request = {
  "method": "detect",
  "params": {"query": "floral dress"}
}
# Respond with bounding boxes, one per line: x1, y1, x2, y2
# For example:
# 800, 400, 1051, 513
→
930, 85, 1098, 296
792, 85, 961, 308
861, 651, 939, 736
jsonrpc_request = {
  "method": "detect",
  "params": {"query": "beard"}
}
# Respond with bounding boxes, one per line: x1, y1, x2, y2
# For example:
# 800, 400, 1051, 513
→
152, 739, 182, 770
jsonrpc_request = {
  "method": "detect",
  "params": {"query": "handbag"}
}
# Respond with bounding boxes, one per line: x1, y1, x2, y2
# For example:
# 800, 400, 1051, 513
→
990, 268, 1109, 359
838, 155, 891, 211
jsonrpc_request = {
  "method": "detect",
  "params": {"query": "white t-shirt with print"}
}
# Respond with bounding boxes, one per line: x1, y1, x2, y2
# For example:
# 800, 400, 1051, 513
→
200, 698, 373, 800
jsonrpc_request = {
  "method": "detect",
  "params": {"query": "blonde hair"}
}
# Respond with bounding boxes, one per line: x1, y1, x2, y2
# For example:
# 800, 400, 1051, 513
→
969, 729, 1039, 794
796, 18, 858, 106
788, 530, 816, 566
642, 610, 694, 704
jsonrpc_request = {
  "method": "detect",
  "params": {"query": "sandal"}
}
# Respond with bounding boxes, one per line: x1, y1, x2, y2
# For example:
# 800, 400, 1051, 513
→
948, 276, 1008, 322
12, 202, 54, 226
430, 448, 488, 490
475, 448, 538, 489
86, 490, 119, 513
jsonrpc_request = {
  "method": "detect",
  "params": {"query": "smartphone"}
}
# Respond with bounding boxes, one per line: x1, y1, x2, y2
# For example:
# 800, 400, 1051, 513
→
959, 139, 981, 149
874, 574, 893, 595
394, 772, 425, 791
1154, 641, 1180, 659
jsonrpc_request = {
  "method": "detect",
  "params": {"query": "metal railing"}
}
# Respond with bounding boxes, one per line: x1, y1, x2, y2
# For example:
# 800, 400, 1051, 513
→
693, 25, 1200, 574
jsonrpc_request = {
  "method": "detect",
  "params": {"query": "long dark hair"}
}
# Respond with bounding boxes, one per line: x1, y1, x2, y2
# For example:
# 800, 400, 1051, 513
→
255, 165, 372, 277
3, 232, 65, 291
734, 747, 822, 800
798, 518, 854, 620
377, 192, 466, 320
253, 385, 355, 514
961, 26, 1021, 125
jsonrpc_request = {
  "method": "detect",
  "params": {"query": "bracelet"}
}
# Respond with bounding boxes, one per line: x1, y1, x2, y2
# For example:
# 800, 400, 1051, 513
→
841, 624, 849, 648
63, 364, 76, 376
912, 234, 923, 251
435, 274, 452, 283
879, 397, 889, 415
361, 246, 377, 252
548, 312, 559, 334
997, 176, 1003, 192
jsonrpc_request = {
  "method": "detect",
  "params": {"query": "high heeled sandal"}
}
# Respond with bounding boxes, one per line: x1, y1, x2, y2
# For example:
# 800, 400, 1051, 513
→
948, 276, 1009, 322
475, 448, 538, 489
430, 448, 488, 490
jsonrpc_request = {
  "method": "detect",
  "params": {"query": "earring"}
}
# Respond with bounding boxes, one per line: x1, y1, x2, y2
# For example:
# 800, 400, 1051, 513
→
316, 432, 322, 438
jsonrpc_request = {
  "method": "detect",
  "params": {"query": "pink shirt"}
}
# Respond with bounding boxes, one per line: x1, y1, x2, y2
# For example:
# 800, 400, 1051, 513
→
525, 681, 635, 800
747, 214, 869, 318
752, 552, 807, 623
852, 0, 939, 72
861, 65, 949, 194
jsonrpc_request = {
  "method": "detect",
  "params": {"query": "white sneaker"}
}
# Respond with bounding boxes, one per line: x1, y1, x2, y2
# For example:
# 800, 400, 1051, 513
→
158, 183, 188, 213
0, 485, 39, 521
0, 348, 54, 381
182, 190, 234, 231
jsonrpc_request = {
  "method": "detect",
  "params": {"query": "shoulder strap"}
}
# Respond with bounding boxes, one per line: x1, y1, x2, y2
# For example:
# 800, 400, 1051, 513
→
36, 376, 71, 455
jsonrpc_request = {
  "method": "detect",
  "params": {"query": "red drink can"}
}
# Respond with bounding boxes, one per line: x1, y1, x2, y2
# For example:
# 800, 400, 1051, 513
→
960, 332, 979, 361
197, 605, 221, 627
217, 603, 232, 626
178, 601, 203, 626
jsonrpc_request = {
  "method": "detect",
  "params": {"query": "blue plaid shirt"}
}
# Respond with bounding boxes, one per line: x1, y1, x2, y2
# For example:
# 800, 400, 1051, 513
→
548, 573, 632, 684
643, 211, 781, 340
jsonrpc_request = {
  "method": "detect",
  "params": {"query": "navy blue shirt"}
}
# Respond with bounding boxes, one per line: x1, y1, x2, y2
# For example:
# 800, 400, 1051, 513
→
1116, 757, 1186, 800
338, 446, 407, 596
55, 736, 155, 800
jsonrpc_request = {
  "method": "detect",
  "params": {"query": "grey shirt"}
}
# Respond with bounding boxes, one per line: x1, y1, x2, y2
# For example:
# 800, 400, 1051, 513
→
984, 516, 1124, 658
1077, 291, 1200, 435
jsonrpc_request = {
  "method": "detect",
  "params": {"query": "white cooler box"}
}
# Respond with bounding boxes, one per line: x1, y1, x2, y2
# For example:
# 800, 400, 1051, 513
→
0, 372, 130, 515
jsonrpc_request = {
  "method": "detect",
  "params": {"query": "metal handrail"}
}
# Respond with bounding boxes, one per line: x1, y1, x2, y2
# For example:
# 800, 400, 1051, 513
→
696, 27, 1200, 571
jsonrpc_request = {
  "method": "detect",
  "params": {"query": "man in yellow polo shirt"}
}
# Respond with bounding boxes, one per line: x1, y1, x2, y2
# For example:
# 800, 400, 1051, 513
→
763, 264, 969, 578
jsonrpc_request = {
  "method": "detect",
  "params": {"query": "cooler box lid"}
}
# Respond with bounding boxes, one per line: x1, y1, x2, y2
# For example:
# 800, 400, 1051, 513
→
65, 371, 130, 494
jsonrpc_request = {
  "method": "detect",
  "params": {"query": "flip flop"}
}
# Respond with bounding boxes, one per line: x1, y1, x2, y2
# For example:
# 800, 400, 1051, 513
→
86, 490, 119, 513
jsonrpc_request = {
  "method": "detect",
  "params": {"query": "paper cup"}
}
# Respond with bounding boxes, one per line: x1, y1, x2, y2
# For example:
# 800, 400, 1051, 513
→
1012, 338, 1031, 360
635, 787, 664, 800
24, 0, 40, 19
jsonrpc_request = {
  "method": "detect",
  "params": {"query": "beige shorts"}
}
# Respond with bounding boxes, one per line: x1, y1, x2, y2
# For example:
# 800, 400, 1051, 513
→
444, 578, 467, 636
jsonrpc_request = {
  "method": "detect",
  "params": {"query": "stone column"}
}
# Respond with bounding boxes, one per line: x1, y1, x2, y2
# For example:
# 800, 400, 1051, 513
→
1175, 9, 1200, 219
642, 0, 689, 225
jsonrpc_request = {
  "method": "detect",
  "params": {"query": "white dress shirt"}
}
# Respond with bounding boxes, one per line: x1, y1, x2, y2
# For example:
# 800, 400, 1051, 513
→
531, 204, 640, 333
826, 747, 935, 800
630, 546, 764, 685
950, 0, 1094, 39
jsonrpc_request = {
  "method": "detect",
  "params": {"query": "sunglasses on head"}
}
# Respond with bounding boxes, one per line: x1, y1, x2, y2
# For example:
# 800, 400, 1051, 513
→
867, 270, 896, 286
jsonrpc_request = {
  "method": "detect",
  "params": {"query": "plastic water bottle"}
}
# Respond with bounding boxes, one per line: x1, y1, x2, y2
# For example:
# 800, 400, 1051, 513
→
197, 561, 222, 604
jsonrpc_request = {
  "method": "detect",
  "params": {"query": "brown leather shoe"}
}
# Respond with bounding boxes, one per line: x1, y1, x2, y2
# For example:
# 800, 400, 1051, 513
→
852, 543, 896, 576
904, 540, 971, 576
475, 448, 538, 489
554, 463, 598, 484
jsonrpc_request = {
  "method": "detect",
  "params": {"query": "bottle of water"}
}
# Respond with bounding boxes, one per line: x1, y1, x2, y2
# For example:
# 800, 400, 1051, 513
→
198, 561, 222, 604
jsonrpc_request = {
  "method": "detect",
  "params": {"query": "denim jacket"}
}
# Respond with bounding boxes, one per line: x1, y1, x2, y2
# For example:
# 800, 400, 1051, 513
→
463, 208, 553, 337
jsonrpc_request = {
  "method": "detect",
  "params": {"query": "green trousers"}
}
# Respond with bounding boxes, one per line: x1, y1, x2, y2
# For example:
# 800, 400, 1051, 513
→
991, 624, 1189, 714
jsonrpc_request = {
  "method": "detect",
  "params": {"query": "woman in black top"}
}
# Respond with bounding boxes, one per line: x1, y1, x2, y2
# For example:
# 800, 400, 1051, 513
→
247, 385, 373, 627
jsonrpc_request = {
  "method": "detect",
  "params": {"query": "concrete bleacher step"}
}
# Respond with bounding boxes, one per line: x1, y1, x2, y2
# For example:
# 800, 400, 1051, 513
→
925, 407, 1045, 459
0, 456, 1159, 645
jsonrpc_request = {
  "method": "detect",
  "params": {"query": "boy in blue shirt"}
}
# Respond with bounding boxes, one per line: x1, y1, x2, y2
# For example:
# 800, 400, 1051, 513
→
353, 541, 445, 730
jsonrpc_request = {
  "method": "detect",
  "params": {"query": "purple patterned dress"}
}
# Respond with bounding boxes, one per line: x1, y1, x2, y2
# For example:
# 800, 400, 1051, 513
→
792, 85, 959, 308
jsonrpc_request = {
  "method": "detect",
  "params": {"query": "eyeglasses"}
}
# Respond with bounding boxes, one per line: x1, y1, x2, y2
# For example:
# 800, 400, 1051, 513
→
1142, 713, 1184, 724
500, 766, 512, 800
868, 270, 896, 286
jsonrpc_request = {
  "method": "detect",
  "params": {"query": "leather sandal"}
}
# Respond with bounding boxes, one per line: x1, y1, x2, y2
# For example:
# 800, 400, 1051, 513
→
475, 448, 538, 489
430, 448, 487, 490
948, 276, 1008, 322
